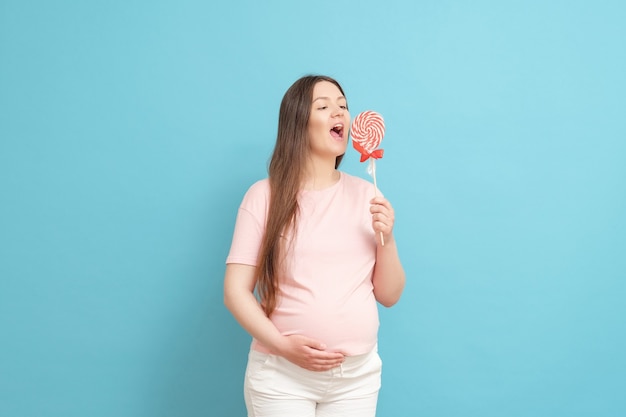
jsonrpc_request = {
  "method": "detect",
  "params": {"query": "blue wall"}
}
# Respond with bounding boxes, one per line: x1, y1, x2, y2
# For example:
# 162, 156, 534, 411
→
1, 1, 625, 416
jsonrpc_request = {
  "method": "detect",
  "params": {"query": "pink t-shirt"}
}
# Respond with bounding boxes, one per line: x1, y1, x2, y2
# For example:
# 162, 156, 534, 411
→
226, 172, 379, 356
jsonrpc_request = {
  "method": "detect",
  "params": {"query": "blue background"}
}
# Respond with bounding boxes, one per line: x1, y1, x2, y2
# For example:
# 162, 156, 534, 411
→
1, 1, 625, 416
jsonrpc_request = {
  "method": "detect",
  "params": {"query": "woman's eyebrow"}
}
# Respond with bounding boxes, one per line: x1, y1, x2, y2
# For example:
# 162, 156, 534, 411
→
312, 96, 346, 102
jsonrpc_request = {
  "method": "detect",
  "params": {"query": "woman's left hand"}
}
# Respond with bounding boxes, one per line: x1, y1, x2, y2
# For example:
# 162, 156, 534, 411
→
370, 196, 395, 244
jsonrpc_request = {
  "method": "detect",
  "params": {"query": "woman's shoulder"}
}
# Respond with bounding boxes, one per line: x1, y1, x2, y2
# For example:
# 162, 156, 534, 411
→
245, 178, 270, 195
339, 171, 384, 199
340, 171, 375, 190
239, 178, 270, 211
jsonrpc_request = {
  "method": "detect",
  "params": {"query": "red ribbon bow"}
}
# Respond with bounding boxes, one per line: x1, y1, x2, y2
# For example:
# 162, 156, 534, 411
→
353, 141, 384, 162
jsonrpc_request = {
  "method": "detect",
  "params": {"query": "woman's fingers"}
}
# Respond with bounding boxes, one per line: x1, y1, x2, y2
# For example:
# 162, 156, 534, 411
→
370, 197, 395, 235
281, 334, 345, 371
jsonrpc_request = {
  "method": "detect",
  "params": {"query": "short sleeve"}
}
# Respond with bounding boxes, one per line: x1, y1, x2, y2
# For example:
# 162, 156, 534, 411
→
225, 180, 269, 266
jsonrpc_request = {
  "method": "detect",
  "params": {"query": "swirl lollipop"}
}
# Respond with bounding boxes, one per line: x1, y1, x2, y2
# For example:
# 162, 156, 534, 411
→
351, 111, 385, 162
351, 110, 386, 245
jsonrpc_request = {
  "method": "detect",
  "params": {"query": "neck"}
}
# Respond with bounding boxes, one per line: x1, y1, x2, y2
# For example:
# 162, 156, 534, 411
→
302, 156, 339, 190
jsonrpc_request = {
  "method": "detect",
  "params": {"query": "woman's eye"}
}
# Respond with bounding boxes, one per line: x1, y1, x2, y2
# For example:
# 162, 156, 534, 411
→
318, 106, 328, 110
340, 105, 347, 110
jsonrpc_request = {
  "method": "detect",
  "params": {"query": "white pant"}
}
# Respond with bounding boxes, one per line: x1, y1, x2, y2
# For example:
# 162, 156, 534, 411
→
243, 347, 382, 417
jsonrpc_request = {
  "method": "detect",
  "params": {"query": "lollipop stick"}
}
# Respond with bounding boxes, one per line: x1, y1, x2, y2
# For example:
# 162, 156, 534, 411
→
371, 160, 385, 246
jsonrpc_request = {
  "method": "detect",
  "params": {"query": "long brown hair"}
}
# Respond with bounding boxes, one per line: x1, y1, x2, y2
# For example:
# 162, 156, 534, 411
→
256, 75, 346, 316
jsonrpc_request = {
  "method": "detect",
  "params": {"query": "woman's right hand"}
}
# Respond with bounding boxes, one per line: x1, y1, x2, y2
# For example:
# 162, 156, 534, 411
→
275, 334, 345, 371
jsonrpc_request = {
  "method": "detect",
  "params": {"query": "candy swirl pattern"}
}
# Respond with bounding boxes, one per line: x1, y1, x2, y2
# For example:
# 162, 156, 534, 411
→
351, 111, 385, 162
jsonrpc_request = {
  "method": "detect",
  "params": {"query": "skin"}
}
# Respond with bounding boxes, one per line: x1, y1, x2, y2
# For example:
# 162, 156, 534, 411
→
224, 81, 406, 371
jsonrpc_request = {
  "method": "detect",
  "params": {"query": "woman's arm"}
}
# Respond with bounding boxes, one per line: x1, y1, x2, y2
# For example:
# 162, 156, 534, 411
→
369, 197, 406, 307
223, 263, 285, 350
223, 263, 345, 370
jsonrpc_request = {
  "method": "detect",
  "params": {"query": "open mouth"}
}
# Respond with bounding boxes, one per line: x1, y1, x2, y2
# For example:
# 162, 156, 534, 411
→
330, 124, 344, 139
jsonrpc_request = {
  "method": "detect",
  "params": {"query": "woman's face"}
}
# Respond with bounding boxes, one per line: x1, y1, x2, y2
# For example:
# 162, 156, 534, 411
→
307, 81, 350, 161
